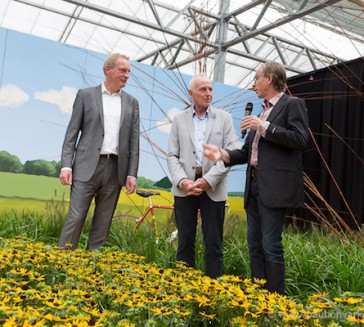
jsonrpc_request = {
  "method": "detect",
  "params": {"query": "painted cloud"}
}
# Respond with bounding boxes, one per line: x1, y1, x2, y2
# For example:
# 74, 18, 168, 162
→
156, 107, 181, 134
34, 86, 77, 114
0, 84, 29, 108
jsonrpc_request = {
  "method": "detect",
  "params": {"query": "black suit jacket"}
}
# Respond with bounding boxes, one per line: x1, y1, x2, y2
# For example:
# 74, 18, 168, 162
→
227, 93, 309, 209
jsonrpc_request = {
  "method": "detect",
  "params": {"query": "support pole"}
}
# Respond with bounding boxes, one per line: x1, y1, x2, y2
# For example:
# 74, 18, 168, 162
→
213, 0, 230, 83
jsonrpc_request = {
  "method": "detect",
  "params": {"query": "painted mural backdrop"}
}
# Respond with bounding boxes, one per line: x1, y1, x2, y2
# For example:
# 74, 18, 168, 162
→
0, 28, 261, 198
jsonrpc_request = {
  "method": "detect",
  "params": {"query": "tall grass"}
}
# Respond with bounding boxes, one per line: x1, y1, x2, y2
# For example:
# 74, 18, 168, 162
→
0, 204, 362, 300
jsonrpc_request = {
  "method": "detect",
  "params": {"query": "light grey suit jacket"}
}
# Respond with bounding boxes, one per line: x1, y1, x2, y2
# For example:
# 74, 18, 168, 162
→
167, 106, 237, 202
61, 85, 140, 185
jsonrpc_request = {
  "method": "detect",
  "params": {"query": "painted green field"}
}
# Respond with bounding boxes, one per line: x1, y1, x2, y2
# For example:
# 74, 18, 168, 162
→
0, 172, 245, 217
0, 172, 69, 200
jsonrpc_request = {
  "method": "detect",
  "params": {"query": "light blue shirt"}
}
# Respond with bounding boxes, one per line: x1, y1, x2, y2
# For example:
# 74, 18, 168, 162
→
193, 106, 209, 167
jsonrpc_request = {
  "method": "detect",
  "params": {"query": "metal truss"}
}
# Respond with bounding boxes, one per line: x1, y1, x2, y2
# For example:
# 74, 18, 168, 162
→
12, 0, 364, 87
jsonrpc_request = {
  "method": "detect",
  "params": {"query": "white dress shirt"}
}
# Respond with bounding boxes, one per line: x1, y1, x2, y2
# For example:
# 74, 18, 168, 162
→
100, 83, 121, 155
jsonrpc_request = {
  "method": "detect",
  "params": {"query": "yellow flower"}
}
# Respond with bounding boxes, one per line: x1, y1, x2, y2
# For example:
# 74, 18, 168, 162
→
310, 300, 333, 309
64, 319, 89, 327
173, 307, 191, 316
82, 306, 101, 316
44, 299, 67, 309
23, 319, 47, 327
117, 322, 136, 327
230, 316, 246, 326
333, 296, 362, 305
347, 315, 364, 323
195, 295, 215, 307
3, 316, 17, 327
199, 311, 216, 320
150, 306, 173, 316
9, 268, 28, 276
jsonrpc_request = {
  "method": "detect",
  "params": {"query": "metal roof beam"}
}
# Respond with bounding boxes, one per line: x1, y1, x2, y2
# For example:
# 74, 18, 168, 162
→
59, 0, 217, 48
146, 0, 163, 26
223, 0, 343, 48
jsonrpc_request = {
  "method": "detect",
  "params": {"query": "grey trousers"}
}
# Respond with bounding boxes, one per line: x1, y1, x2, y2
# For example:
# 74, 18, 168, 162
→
58, 157, 122, 250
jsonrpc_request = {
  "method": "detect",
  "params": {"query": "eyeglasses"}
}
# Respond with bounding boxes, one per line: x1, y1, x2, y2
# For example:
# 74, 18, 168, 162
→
253, 75, 264, 83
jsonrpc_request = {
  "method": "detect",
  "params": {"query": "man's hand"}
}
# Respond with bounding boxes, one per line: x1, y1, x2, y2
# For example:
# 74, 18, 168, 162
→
181, 179, 203, 196
202, 144, 221, 161
241, 115, 262, 131
191, 178, 210, 192
59, 170, 72, 185
125, 177, 137, 195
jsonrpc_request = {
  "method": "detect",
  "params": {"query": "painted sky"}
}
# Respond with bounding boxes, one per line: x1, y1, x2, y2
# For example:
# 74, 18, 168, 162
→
0, 28, 262, 192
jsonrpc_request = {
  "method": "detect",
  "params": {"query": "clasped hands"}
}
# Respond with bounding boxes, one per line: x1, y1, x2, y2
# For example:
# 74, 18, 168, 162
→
181, 177, 210, 196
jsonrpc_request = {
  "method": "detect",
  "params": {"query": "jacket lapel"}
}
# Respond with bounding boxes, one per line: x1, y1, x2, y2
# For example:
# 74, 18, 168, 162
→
205, 107, 216, 142
267, 93, 288, 122
119, 90, 127, 127
184, 108, 196, 148
95, 85, 104, 127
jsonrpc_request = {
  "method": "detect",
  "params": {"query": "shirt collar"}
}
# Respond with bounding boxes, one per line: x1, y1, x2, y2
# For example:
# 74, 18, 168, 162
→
102, 82, 121, 96
192, 105, 210, 118
266, 92, 284, 107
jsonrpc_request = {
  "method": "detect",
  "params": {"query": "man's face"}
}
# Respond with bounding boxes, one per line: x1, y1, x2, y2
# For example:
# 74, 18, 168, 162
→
189, 77, 213, 111
106, 57, 130, 90
252, 66, 269, 99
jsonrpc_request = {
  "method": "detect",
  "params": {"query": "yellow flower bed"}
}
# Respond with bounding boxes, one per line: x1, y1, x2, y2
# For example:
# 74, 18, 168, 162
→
0, 237, 363, 326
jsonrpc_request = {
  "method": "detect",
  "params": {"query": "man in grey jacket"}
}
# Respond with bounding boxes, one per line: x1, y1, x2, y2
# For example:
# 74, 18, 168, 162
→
59, 53, 140, 250
167, 74, 237, 278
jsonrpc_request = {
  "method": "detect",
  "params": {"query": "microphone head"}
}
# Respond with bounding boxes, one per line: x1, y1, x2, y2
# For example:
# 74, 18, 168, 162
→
246, 102, 253, 113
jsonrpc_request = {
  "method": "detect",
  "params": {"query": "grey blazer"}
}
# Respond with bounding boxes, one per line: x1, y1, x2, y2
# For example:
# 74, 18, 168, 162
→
61, 85, 140, 186
167, 106, 237, 202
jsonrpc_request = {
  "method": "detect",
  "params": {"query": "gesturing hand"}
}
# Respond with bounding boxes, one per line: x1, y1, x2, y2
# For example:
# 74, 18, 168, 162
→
202, 144, 221, 161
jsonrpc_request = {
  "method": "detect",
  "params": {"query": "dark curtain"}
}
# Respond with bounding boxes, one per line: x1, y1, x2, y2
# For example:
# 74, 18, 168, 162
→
287, 57, 364, 229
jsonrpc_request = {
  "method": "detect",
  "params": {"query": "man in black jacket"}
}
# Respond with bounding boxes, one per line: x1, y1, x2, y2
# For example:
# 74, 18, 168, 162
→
203, 61, 309, 294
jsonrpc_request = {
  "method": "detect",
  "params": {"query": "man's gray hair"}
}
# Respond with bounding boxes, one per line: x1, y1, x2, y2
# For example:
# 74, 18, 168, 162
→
103, 53, 130, 75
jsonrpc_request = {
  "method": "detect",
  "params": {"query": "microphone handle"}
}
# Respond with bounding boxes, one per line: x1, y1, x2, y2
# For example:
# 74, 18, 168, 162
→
241, 111, 251, 138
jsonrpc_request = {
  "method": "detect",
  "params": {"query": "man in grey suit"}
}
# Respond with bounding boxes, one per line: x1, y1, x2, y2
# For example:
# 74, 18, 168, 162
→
167, 74, 237, 279
59, 53, 140, 250
203, 61, 309, 293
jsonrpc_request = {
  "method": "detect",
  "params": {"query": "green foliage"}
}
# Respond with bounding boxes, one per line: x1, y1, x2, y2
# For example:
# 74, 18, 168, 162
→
1, 224, 364, 326
137, 176, 157, 188
1, 202, 362, 303
3, 237, 363, 327
1, 172, 363, 308
0, 150, 23, 173
228, 191, 244, 197
0, 151, 61, 177
154, 176, 172, 190
23, 159, 57, 177
284, 230, 364, 300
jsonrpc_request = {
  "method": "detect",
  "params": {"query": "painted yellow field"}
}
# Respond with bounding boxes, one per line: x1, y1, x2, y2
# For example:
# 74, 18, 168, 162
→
0, 172, 245, 219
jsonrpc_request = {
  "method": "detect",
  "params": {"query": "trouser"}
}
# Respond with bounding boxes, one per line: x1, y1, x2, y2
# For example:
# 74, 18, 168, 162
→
59, 156, 121, 250
246, 177, 286, 294
174, 192, 226, 279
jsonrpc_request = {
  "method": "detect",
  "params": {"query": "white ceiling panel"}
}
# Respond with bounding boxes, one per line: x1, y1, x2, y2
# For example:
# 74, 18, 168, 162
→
0, 0, 363, 88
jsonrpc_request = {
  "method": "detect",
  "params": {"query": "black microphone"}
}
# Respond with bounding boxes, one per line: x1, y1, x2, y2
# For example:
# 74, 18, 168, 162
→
241, 102, 253, 138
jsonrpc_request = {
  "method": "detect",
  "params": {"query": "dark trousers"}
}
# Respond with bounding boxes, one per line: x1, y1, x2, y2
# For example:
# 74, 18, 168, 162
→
246, 177, 286, 294
174, 192, 226, 279
59, 156, 121, 250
